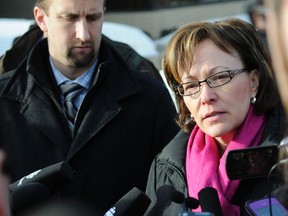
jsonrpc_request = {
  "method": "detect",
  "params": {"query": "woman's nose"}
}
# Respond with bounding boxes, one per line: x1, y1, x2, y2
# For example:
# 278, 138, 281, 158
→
199, 82, 216, 104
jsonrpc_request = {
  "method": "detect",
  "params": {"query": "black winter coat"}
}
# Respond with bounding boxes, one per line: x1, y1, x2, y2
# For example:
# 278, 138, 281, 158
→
145, 107, 286, 216
0, 37, 179, 214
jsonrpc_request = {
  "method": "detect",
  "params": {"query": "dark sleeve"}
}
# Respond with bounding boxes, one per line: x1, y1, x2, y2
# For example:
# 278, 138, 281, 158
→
145, 156, 182, 216
0, 24, 43, 74
145, 158, 159, 216
144, 156, 187, 216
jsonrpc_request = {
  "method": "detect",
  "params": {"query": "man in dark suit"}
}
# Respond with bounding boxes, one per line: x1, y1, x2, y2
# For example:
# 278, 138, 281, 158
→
0, 0, 179, 214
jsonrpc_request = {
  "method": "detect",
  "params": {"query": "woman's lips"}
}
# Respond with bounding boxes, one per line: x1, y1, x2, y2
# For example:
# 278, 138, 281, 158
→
203, 111, 225, 120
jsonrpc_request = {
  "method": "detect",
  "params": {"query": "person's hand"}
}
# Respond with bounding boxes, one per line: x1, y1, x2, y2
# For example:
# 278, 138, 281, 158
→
0, 150, 10, 216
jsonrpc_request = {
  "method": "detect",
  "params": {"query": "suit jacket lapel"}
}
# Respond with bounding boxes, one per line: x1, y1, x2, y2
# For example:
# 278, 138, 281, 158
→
67, 92, 121, 160
65, 40, 144, 160
21, 89, 70, 154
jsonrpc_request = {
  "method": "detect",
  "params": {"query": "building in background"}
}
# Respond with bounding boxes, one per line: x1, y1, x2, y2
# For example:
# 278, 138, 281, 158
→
1, 0, 250, 38
101, 0, 250, 38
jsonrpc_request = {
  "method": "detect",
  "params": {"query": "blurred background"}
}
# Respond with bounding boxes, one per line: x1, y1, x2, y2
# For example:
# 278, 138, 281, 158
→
0, 0, 253, 70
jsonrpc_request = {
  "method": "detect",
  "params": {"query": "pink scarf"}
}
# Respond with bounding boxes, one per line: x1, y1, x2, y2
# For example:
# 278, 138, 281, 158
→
186, 106, 265, 216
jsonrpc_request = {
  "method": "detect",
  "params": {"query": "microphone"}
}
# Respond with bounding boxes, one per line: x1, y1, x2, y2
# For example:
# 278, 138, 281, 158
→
104, 187, 151, 216
171, 190, 185, 204
171, 190, 212, 216
171, 190, 189, 215
9, 161, 74, 195
9, 162, 73, 214
10, 182, 50, 214
198, 187, 223, 216
186, 197, 201, 210
171, 190, 200, 211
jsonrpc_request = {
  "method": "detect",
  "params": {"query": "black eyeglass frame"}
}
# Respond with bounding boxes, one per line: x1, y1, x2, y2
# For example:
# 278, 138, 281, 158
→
175, 68, 247, 96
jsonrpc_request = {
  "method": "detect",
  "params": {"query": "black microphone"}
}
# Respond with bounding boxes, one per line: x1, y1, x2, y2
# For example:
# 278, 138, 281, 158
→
186, 197, 200, 210
9, 161, 74, 195
171, 190, 201, 215
198, 187, 223, 216
104, 187, 151, 216
10, 182, 50, 214
171, 190, 185, 204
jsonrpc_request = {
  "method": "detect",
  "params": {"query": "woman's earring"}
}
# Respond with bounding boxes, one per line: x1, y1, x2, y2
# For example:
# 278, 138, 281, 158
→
250, 96, 257, 104
190, 114, 194, 122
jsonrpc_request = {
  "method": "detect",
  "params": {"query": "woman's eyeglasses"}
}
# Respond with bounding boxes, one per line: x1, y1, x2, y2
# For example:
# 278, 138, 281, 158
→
175, 69, 246, 96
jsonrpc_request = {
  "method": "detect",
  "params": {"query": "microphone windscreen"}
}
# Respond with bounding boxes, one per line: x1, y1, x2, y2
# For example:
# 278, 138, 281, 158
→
104, 187, 151, 216
9, 161, 73, 194
186, 197, 200, 209
10, 182, 50, 214
198, 187, 223, 216
170, 190, 185, 204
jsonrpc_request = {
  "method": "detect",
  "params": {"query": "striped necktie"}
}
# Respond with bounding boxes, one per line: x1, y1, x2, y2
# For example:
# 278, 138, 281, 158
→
60, 82, 84, 131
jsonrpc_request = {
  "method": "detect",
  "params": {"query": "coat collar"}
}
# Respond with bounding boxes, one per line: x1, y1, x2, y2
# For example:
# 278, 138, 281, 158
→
158, 130, 189, 172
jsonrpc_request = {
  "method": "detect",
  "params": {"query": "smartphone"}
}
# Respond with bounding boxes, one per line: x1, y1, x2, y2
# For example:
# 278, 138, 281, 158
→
245, 197, 288, 216
226, 145, 279, 180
